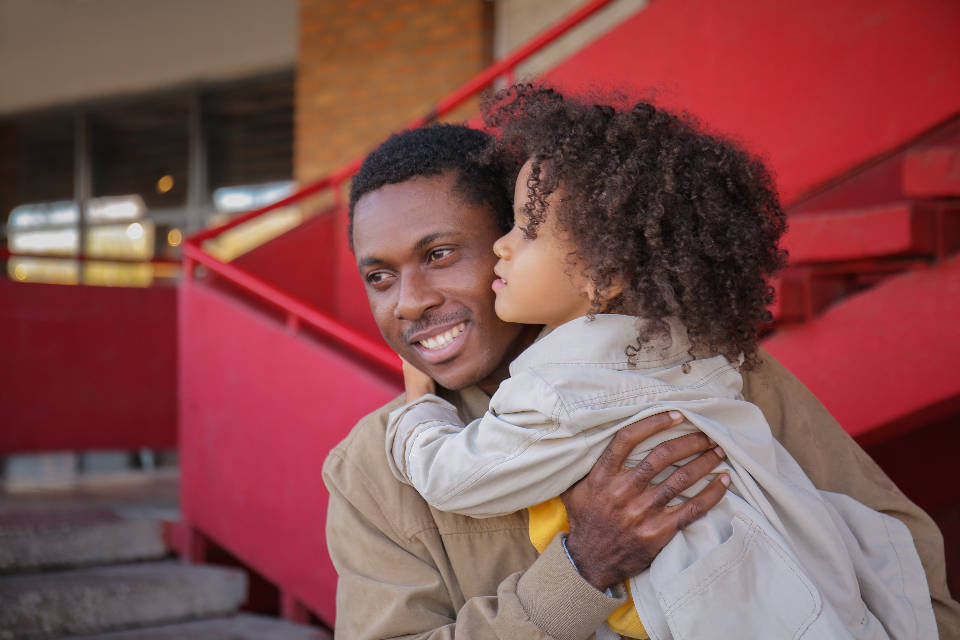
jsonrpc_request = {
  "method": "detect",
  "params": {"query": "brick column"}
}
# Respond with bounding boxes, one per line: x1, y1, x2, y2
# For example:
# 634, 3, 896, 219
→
296, 0, 492, 183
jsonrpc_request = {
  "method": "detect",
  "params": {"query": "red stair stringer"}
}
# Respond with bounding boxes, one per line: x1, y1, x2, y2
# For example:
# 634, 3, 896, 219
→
762, 253, 960, 448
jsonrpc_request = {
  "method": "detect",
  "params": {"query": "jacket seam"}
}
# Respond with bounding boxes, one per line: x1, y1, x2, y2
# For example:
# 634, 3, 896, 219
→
563, 362, 736, 410
882, 513, 919, 636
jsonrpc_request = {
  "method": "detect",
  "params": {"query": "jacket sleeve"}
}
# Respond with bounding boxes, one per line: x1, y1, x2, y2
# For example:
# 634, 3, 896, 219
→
744, 347, 960, 639
322, 447, 623, 640
385, 377, 604, 518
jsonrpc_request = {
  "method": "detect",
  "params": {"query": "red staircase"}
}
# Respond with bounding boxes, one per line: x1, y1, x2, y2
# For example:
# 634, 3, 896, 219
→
766, 120, 960, 446
178, 0, 960, 628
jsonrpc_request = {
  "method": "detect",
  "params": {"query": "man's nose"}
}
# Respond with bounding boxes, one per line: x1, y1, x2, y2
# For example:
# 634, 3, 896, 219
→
393, 269, 443, 320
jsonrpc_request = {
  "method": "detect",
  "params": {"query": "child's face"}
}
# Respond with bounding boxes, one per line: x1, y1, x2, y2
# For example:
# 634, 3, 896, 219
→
491, 159, 595, 328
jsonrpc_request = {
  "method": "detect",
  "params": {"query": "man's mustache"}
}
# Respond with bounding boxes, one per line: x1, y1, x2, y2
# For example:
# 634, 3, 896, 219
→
402, 310, 472, 342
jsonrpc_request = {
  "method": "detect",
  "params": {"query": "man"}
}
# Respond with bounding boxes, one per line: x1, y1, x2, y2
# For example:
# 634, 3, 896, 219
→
323, 123, 958, 639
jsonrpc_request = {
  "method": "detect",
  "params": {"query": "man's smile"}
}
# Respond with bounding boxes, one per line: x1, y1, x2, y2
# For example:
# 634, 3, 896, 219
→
414, 321, 466, 350
409, 321, 471, 364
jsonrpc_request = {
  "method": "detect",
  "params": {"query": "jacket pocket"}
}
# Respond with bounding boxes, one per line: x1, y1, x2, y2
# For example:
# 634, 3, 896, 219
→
655, 514, 821, 640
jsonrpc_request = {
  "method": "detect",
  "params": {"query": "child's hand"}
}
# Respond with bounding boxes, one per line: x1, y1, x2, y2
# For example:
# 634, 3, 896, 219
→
401, 357, 435, 402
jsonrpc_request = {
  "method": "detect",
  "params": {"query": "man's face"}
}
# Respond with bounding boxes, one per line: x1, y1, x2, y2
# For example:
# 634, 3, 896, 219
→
352, 171, 530, 393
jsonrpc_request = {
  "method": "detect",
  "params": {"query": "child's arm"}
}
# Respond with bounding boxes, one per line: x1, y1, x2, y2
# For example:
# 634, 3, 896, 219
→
386, 398, 568, 517
385, 372, 670, 518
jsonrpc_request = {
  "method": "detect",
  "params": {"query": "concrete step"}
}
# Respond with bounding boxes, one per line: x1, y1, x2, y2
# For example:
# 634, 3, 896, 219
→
0, 469, 179, 511
0, 507, 167, 572
0, 561, 246, 640
62, 613, 331, 639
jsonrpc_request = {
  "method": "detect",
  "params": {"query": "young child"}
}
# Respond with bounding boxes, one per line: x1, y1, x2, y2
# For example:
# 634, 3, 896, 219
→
385, 86, 935, 639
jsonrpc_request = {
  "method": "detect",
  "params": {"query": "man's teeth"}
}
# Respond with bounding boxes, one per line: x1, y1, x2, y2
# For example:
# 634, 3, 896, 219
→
419, 322, 466, 351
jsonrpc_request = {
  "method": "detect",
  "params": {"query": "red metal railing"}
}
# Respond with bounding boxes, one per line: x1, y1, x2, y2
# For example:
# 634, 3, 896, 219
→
182, 0, 621, 373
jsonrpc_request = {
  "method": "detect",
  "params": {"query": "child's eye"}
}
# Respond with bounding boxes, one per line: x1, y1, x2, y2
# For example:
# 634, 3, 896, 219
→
427, 247, 454, 263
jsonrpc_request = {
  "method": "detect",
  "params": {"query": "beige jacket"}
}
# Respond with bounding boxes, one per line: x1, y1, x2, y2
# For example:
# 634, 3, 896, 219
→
323, 347, 959, 639
384, 315, 936, 638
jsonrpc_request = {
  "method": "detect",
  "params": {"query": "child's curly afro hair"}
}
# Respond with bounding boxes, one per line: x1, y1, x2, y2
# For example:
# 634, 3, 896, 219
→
482, 85, 788, 369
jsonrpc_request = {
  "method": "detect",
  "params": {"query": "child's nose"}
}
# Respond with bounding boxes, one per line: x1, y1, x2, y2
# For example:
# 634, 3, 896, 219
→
493, 233, 510, 259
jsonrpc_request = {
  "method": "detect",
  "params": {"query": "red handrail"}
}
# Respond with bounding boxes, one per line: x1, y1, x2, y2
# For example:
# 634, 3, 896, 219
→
183, 0, 623, 371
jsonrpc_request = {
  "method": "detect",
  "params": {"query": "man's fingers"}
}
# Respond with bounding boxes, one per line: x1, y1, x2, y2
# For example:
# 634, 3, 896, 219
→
669, 474, 730, 529
652, 445, 727, 505
634, 431, 717, 485
595, 411, 685, 476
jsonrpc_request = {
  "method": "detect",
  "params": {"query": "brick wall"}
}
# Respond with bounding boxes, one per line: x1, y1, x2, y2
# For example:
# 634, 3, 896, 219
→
296, 0, 493, 183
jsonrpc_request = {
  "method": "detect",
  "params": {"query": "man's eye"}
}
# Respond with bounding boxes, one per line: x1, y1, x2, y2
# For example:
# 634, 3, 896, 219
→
366, 271, 391, 286
427, 247, 454, 263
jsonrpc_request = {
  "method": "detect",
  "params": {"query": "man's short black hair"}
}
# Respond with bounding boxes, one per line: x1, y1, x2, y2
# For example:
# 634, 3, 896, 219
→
348, 124, 513, 247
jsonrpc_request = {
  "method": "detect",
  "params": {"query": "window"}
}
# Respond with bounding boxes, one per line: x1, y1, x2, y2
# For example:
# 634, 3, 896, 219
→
1, 70, 295, 285
90, 97, 190, 210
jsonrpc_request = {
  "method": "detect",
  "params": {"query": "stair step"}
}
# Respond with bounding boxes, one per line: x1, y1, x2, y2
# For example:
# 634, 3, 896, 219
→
59, 613, 330, 640
0, 508, 167, 572
0, 561, 246, 640
783, 203, 940, 264
903, 146, 960, 197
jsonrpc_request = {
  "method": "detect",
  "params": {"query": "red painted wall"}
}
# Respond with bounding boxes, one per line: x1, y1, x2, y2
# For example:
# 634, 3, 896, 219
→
0, 279, 177, 452
178, 276, 400, 625
544, 0, 960, 206
232, 210, 339, 315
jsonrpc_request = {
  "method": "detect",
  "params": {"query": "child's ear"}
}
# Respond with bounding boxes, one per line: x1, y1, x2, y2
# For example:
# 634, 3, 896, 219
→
605, 277, 624, 302
585, 276, 624, 310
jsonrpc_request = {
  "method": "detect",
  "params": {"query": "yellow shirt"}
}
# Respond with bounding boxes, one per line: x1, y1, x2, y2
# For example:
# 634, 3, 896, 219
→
528, 497, 648, 639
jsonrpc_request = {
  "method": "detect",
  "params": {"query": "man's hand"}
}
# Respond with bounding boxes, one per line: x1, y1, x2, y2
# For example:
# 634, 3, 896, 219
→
561, 411, 729, 591
401, 357, 436, 402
